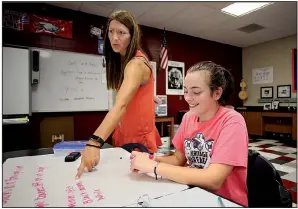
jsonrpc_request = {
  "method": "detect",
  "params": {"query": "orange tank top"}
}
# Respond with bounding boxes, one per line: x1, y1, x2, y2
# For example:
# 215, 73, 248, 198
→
112, 50, 162, 153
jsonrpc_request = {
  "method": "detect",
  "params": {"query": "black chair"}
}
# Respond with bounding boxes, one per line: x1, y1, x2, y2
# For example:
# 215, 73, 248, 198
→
121, 143, 149, 153
247, 150, 292, 207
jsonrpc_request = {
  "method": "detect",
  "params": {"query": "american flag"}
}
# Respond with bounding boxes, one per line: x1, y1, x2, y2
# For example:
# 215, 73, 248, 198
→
16, 13, 29, 31
160, 28, 168, 71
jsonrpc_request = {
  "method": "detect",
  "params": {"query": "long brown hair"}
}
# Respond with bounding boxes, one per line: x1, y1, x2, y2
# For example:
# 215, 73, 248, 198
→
104, 10, 141, 90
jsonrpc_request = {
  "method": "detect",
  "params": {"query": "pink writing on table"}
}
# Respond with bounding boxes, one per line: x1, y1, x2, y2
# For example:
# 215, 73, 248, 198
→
3, 165, 24, 205
76, 180, 93, 205
66, 186, 77, 207
32, 167, 48, 207
93, 189, 105, 201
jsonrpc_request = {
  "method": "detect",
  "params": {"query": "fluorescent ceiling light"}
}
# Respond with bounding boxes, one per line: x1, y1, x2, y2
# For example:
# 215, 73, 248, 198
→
221, 2, 273, 17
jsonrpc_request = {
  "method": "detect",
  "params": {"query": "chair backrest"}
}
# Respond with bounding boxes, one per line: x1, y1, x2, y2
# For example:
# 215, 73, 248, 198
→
247, 150, 292, 207
121, 143, 149, 153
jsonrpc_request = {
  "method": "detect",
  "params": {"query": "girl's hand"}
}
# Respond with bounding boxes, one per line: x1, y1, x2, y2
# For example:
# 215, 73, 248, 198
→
130, 151, 155, 173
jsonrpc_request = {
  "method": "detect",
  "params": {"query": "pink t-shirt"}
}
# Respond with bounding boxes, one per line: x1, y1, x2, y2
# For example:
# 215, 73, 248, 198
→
173, 106, 248, 207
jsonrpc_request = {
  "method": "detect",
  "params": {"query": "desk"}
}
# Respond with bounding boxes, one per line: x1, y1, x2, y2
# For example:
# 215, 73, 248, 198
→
126, 187, 242, 207
155, 116, 174, 140
3, 147, 188, 207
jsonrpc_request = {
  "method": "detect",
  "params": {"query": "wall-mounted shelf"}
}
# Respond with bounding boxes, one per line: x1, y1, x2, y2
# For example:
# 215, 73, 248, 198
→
258, 98, 297, 103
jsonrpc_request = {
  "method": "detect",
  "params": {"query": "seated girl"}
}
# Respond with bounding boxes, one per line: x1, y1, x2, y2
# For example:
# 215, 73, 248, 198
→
130, 61, 249, 206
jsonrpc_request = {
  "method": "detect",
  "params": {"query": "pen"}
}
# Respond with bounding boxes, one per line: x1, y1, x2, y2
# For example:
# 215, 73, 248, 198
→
218, 196, 225, 207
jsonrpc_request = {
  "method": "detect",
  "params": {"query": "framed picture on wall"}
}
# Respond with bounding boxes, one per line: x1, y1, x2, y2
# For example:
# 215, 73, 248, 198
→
277, 85, 291, 98
260, 86, 273, 98
263, 102, 272, 111
292, 48, 297, 92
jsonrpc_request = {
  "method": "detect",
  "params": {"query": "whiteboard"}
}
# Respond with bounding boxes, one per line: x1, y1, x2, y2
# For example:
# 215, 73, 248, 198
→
31, 48, 112, 112
3, 47, 30, 115
126, 187, 242, 207
3, 148, 188, 207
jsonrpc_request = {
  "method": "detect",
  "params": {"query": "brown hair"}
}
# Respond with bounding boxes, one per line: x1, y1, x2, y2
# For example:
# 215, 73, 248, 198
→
187, 61, 234, 106
103, 10, 141, 90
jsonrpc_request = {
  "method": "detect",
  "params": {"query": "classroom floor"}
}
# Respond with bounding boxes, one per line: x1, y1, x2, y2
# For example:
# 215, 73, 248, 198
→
248, 138, 297, 207
157, 137, 297, 207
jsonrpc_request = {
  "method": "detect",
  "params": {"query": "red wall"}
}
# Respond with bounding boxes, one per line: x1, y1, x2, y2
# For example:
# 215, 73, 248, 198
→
3, 3, 242, 151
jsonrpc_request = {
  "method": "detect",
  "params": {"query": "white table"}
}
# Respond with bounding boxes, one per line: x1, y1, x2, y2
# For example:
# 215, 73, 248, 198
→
3, 147, 188, 207
126, 187, 242, 207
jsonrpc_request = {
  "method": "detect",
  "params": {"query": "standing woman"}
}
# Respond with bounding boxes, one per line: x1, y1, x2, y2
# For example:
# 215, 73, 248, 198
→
76, 10, 162, 178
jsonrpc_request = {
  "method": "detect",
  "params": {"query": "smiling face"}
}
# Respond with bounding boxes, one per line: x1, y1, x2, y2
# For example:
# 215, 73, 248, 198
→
184, 70, 222, 117
108, 20, 131, 56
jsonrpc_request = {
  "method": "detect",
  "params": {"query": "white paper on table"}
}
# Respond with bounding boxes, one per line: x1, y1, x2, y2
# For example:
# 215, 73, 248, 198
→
125, 187, 242, 207
3, 148, 188, 207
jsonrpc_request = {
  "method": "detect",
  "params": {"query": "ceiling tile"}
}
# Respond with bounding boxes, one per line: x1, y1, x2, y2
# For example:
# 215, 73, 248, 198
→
137, 2, 194, 26
172, 3, 216, 21
46, 2, 82, 11
93, 2, 121, 9
80, 2, 113, 17
250, 28, 296, 45
113, 2, 156, 19
202, 2, 234, 10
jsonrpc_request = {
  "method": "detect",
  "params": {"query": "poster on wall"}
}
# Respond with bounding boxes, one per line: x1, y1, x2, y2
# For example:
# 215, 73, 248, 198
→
166, 61, 184, 95
29, 14, 73, 39
155, 95, 167, 116
292, 48, 297, 92
98, 39, 104, 54
252, 66, 273, 84
149, 61, 157, 96
3, 9, 29, 31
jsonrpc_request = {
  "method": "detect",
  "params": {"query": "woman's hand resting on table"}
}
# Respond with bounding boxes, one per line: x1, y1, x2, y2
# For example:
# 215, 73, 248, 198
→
130, 151, 156, 174
76, 141, 100, 179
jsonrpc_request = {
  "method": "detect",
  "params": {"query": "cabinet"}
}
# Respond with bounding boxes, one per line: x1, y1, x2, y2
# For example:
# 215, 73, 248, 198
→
293, 114, 297, 141
238, 110, 297, 140
240, 111, 263, 136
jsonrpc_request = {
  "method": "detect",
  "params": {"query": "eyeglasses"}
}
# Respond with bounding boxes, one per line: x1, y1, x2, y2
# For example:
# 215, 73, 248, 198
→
108, 29, 129, 39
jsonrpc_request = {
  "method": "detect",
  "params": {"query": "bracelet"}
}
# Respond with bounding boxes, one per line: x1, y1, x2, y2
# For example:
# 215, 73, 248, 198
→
153, 161, 159, 180
86, 144, 101, 149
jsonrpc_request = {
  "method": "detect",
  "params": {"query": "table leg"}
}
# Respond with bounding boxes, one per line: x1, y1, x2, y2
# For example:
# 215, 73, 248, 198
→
161, 122, 164, 137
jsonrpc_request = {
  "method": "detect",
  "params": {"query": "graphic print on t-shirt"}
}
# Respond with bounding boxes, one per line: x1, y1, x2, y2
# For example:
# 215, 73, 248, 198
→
184, 132, 214, 169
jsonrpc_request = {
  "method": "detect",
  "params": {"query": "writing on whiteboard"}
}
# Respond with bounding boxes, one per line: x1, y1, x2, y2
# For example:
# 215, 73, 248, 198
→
3, 165, 24, 205
93, 189, 105, 201
58, 60, 102, 102
32, 167, 48, 207
76, 180, 93, 205
66, 186, 77, 207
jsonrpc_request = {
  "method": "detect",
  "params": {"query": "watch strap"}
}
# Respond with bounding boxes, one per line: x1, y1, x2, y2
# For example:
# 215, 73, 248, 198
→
89, 134, 105, 148
86, 144, 101, 149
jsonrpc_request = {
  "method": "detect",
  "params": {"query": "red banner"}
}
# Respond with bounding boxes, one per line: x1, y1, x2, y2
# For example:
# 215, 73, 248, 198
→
29, 14, 72, 39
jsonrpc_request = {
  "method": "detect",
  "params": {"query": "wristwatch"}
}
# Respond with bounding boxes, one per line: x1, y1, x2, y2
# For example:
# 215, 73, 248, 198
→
89, 134, 105, 148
